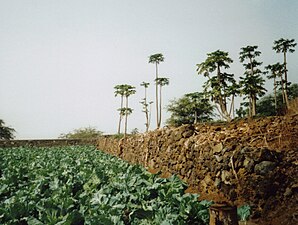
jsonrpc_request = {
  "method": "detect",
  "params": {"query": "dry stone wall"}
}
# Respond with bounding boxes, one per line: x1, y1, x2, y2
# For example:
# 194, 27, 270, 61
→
97, 115, 298, 223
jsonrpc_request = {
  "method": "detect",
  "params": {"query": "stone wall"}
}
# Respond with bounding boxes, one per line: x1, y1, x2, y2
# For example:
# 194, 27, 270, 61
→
97, 115, 298, 223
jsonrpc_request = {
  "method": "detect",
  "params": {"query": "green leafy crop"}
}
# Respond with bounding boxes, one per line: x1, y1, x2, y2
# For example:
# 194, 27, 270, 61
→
0, 146, 212, 224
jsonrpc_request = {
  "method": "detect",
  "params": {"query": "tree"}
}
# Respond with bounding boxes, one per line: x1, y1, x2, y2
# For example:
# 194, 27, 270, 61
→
166, 92, 213, 126
59, 126, 103, 139
239, 45, 266, 117
155, 77, 169, 128
122, 107, 134, 135
114, 84, 136, 135
114, 84, 126, 134
149, 53, 164, 128
265, 63, 284, 113
123, 85, 136, 135
140, 82, 152, 132
197, 50, 236, 121
256, 83, 298, 116
273, 38, 297, 108
0, 119, 15, 140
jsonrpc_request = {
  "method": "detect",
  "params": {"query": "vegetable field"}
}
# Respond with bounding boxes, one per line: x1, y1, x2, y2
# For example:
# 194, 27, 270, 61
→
0, 146, 212, 225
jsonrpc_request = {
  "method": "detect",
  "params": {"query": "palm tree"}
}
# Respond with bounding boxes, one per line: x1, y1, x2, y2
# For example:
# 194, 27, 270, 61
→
226, 80, 241, 119
123, 85, 136, 135
114, 84, 126, 134
149, 53, 164, 128
122, 107, 133, 135
273, 38, 297, 108
197, 50, 235, 121
265, 63, 284, 113
239, 73, 266, 117
239, 45, 264, 117
140, 82, 151, 132
155, 77, 169, 128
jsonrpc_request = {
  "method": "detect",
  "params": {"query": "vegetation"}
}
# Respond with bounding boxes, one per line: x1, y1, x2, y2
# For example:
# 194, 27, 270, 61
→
114, 84, 127, 134
112, 37, 296, 131
272, 38, 297, 109
197, 50, 236, 121
0, 146, 212, 224
256, 83, 298, 116
166, 92, 213, 126
140, 82, 153, 132
237, 205, 251, 222
155, 77, 170, 128
265, 62, 284, 113
149, 53, 165, 129
114, 84, 136, 135
59, 126, 103, 139
0, 119, 15, 140
239, 45, 266, 117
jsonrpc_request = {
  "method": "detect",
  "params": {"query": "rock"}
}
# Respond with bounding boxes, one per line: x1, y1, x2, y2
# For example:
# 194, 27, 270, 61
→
284, 187, 292, 197
243, 157, 255, 172
214, 155, 223, 163
182, 130, 194, 138
214, 178, 221, 188
254, 161, 277, 175
212, 143, 223, 153
221, 170, 232, 185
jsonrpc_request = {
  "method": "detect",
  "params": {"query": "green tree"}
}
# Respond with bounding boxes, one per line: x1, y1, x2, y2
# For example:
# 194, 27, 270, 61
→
155, 77, 169, 128
149, 53, 164, 128
256, 83, 298, 116
123, 85, 136, 135
114, 84, 136, 135
0, 119, 15, 140
140, 82, 152, 132
114, 84, 126, 134
273, 38, 297, 108
197, 50, 236, 121
239, 45, 266, 117
166, 92, 213, 126
59, 126, 103, 139
265, 63, 284, 113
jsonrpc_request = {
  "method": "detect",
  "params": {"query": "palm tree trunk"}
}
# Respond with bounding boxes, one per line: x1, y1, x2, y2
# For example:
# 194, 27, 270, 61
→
248, 97, 252, 117
155, 63, 159, 128
117, 96, 124, 134
280, 74, 286, 105
158, 85, 162, 128
194, 111, 197, 124
144, 87, 149, 132
252, 95, 256, 116
229, 95, 235, 119
283, 52, 290, 109
124, 96, 128, 136
148, 103, 152, 131
273, 78, 277, 114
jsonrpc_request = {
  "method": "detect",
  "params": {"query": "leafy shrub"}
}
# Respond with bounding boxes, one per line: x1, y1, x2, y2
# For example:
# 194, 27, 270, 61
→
237, 205, 251, 222
59, 126, 103, 139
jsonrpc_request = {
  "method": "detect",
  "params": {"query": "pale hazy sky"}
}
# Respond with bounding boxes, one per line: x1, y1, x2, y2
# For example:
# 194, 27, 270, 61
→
1, 0, 298, 138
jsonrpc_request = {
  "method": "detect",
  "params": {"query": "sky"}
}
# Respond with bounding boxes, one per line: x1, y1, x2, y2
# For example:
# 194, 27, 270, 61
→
1, 0, 298, 139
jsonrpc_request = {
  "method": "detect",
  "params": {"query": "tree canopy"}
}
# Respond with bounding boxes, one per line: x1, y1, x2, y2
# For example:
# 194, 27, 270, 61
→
0, 119, 15, 140
197, 50, 236, 121
166, 92, 213, 126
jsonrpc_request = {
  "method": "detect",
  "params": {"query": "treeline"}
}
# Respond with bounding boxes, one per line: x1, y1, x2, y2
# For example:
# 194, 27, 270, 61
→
114, 38, 297, 133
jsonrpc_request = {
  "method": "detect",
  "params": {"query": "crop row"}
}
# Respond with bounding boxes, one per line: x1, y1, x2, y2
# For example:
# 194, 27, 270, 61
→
0, 146, 212, 225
